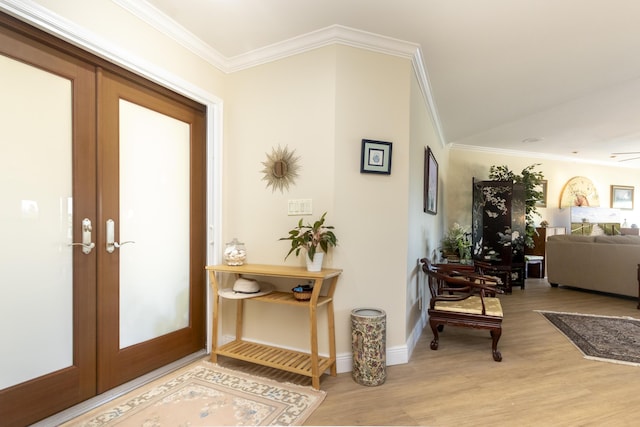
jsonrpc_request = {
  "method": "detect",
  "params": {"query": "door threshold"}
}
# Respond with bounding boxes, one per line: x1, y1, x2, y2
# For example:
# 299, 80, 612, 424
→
32, 350, 208, 427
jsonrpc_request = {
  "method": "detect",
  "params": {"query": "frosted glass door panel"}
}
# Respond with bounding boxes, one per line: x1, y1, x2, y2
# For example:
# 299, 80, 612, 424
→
119, 100, 190, 349
0, 55, 73, 389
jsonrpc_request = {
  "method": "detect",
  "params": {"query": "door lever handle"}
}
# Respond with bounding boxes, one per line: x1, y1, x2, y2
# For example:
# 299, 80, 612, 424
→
69, 218, 95, 254
114, 240, 135, 248
106, 219, 135, 253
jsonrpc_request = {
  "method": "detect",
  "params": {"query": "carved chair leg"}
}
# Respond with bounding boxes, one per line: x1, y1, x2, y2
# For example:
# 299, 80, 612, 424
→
490, 328, 502, 362
429, 320, 440, 350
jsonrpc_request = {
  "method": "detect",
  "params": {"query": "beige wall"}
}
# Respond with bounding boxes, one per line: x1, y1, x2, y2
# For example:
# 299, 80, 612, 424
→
333, 46, 411, 356
31, 0, 226, 97
223, 45, 424, 362
407, 72, 449, 348
221, 47, 338, 350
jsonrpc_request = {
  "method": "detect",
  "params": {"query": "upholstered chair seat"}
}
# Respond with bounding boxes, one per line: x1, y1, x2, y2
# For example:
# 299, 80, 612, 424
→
434, 296, 503, 317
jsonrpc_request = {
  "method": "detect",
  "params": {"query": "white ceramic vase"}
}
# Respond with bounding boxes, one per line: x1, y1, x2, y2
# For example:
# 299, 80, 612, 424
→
306, 252, 324, 272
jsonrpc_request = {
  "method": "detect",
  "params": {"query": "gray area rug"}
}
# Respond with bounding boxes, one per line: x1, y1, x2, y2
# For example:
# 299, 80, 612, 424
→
538, 311, 640, 366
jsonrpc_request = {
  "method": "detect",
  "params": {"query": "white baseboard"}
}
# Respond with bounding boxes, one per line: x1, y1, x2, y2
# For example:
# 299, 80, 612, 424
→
334, 343, 409, 373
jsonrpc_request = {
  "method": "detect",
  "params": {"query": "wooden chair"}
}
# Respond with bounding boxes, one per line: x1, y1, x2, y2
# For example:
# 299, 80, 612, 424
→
420, 258, 504, 362
474, 260, 512, 293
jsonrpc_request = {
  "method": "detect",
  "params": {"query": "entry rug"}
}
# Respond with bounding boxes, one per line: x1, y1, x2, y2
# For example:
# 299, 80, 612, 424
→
63, 360, 325, 426
537, 310, 640, 366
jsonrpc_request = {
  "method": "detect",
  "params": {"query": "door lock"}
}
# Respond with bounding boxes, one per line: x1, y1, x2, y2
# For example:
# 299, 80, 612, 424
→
68, 218, 95, 254
106, 219, 135, 253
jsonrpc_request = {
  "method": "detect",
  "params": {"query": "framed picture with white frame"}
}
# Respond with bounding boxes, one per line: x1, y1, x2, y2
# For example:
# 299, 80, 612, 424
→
535, 180, 548, 208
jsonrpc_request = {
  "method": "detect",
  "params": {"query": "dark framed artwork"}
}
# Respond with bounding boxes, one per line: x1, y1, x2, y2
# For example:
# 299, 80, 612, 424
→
360, 139, 392, 174
611, 185, 634, 210
424, 146, 438, 214
535, 180, 548, 208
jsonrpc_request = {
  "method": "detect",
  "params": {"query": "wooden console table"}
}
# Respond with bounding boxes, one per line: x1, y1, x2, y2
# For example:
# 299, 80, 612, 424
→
206, 264, 342, 389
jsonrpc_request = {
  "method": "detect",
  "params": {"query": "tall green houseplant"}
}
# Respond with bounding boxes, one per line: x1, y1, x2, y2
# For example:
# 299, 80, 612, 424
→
489, 163, 545, 248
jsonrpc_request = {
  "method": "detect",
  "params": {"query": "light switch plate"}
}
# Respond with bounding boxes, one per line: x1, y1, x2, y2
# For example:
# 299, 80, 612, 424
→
288, 199, 312, 215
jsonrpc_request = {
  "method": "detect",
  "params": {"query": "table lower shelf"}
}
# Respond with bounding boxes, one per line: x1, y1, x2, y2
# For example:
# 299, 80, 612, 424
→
215, 339, 334, 379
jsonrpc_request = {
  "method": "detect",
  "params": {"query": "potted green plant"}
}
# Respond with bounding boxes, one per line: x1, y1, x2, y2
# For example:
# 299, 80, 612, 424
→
489, 163, 545, 248
440, 223, 471, 262
279, 212, 337, 271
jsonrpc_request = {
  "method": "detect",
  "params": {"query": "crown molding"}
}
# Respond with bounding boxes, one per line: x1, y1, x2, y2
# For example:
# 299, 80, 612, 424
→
111, 0, 228, 68
1, 0, 446, 148
225, 24, 419, 72
113, 0, 421, 73
0, 0, 102, 51
412, 49, 446, 148
0, 0, 222, 103
111, 0, 445, 146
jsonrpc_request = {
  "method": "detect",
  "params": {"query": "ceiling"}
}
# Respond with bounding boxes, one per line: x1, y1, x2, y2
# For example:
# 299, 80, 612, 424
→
138, 0, 640, 168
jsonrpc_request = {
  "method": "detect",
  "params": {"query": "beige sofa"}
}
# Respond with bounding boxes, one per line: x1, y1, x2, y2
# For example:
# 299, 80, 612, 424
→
546, 234, 640, 300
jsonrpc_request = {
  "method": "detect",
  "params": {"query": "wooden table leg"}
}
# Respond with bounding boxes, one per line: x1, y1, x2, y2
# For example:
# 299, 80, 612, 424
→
309, 277, 324, 389
309, 297, 319, 389
327, 300, 337, 377
209, 270, 219, 363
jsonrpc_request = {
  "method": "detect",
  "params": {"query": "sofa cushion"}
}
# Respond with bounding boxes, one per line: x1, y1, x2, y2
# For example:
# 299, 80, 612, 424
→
547, 235, 595, 243
594, 235, 640, 245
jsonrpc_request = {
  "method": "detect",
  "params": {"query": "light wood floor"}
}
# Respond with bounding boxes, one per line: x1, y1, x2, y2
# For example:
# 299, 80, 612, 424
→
222, 278, 640, 426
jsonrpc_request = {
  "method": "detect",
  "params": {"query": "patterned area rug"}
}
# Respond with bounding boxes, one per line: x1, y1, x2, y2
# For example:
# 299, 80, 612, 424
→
538, 311, 640, 366
62, 360, 325, 426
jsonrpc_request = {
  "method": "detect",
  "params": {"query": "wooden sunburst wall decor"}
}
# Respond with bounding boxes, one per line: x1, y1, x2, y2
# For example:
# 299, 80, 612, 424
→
260, 145, 301, 193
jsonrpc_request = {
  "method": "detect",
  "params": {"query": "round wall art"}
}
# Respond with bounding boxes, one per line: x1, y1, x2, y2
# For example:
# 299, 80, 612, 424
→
260, 145, 301, 193
559, 176, 600, 208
